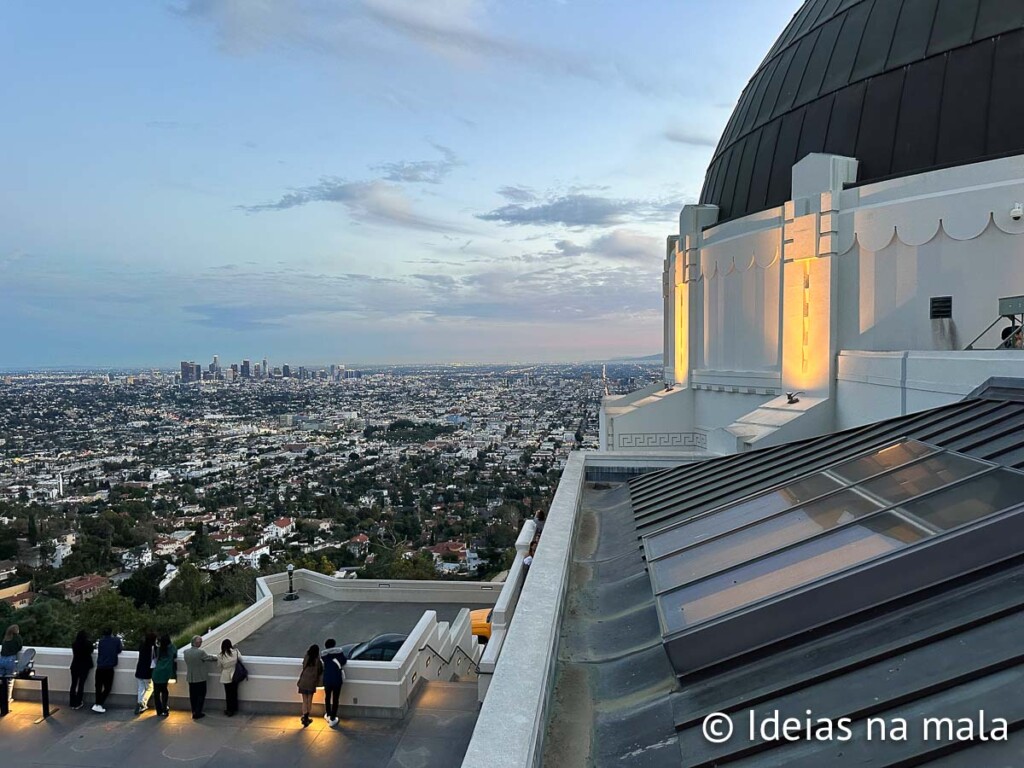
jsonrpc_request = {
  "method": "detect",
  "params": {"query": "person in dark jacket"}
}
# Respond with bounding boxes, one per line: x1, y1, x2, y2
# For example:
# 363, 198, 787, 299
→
92, 628, 122, 713
296, 644, 323, 728
134, 631, 157, 715
69, 630, 93, 710
320, 638, 347, 727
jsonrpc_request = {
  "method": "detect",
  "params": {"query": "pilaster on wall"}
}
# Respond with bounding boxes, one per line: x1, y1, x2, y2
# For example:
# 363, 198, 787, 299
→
780, 154, 857, 401
674, 204, 718, 386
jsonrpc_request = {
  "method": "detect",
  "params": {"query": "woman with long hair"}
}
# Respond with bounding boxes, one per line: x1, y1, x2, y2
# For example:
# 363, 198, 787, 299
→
296, 644, 323, 727
151, 634, 177, 717
218, 638, 242, 717
0, 624, 22, 678
134, 630, 157, 715
69, 630, 93, 710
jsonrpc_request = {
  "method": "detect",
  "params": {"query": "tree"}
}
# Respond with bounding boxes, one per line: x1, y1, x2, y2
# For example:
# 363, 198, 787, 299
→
119, 563, 164, 609
27, 512, 38, 546
6, 598, 77, 647
77, 590, 143, 645
164, 562, 209, 613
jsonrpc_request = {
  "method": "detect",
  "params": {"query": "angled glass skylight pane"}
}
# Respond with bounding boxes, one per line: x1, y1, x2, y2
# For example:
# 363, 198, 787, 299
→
644, 473, 843, 560
857, 451, 987, 504
827, 440, 934, 484
649, 489, 883, 593
659, 512, 930, 633
900, 468, 1024, 530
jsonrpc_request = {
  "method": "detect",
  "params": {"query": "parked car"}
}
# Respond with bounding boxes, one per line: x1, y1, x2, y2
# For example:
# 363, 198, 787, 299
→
471, 608, 493, 643
340, 633, 408, 662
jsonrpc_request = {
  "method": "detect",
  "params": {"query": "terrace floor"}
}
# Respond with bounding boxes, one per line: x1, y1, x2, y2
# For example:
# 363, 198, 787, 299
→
1, 679, 479, 768
241, 590, 491, 657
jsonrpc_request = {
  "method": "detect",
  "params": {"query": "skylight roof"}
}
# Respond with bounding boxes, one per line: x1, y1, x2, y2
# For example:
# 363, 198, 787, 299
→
642, 439, 1024, 675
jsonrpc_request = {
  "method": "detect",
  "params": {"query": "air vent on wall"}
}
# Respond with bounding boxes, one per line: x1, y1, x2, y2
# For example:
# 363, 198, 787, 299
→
930, 296, 953, 320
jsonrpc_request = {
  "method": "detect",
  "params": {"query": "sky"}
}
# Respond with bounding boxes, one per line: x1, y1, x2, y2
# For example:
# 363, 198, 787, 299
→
0, 0, 801, 368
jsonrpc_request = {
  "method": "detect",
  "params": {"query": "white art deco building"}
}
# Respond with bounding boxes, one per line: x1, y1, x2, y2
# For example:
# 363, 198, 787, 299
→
602, 0, 1024, 455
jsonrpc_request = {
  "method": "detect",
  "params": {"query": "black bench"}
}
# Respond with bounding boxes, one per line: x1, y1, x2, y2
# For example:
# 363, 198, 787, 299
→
1, 674, 58, 723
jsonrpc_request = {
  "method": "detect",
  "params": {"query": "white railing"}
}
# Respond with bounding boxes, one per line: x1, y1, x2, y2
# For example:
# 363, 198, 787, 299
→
14, 569, 496, 717
462, 451, 587, 768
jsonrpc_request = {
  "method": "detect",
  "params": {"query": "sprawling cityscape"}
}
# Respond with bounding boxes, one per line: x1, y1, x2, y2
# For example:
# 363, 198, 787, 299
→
0, 361, 655, 647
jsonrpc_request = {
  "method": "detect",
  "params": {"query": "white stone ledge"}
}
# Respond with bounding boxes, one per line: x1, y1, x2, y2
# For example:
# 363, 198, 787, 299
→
461, 451, 586, 768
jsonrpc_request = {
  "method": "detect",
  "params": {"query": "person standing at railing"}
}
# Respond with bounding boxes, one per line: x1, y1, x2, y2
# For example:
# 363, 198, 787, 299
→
182, 635, 217, 720
151, 635, 176, 717
217, 639, 243, 717
134, 631, 157, 715
321, 638, 347, 728
1, 624, 22, 706
297, 644, 323, 728
92, 628, 122, 714
69, 630, 93, 710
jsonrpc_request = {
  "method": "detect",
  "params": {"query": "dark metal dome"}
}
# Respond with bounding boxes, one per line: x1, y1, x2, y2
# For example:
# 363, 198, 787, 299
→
701, 0, 1024, 223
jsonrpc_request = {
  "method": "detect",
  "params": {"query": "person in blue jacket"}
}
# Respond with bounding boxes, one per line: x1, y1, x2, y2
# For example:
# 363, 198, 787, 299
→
92, 628, 122, 713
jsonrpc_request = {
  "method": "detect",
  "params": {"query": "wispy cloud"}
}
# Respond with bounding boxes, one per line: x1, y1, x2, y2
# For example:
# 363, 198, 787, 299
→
497, 185, 537, 203
663, 125, 717, 147
240, 178, 474, 233
476, 193, 658, 229
372, 143, 461, 184
175, 0, 670, 95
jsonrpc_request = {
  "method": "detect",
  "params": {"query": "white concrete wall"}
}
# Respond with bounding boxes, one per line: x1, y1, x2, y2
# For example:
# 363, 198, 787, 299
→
699, 226, 782, 372
836, 350, 1024, 430
14, 570, 492, 718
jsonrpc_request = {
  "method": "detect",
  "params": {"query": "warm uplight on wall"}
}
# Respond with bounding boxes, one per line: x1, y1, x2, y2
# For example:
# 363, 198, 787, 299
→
801, 263, 811, 376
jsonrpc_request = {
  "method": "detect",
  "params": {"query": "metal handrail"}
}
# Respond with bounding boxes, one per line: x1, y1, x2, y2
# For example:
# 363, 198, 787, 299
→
418, 642, 480, 674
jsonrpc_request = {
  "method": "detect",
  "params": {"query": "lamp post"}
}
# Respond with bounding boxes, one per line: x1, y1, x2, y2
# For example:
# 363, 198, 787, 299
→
284, 563, 299, 601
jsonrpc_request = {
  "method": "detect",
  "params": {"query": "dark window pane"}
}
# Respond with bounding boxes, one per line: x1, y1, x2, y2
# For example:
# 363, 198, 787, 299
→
650, 489, 883, 592
852, 0, 903, 80
892, 54, 946, 173
757, 47, 797, 127
975, 0, 1024, 38
936, 40, 996, 165
731, 130, 762, 219
747, 118, 782, 212
775, 29, 821, 117
717, 138, 746, 221
855, 67, 906, 180
902, 468, 1024, 529
858, 452, 987, 503
888, 0, 939, 67
829, 440, 934, 484
645, 472, 843, 560
797, 14, 846, 104
987, 29, 1024, 154
797, 94, 834, 165
660, 512, 929, 631
822, 1, 873, 93
929, 0, 980, 55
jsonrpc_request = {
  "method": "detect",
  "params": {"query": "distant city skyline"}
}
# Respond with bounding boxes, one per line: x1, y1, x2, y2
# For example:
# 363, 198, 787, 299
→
0, 1, 800, 367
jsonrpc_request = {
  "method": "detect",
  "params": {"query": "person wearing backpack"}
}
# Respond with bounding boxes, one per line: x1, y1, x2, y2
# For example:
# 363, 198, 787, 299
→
321, 638, 347, 727
217, 639, 244, 717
